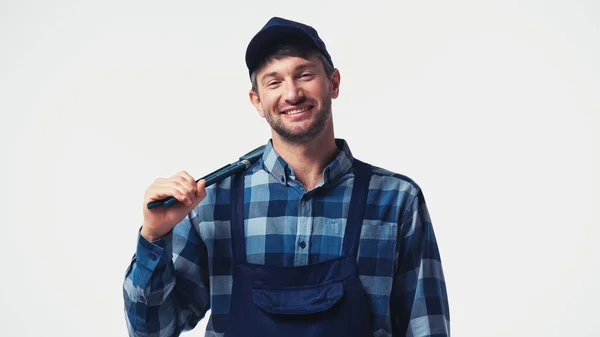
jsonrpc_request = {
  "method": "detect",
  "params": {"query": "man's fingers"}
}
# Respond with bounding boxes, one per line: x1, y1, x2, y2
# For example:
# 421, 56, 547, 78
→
175, 172, 199, 201
157, 176, 197, 199
173, 180, 196, 203
146, 171, 202, 206
196, 180, 207, 198
147, 185, 192, 205
177, 171, 197, 186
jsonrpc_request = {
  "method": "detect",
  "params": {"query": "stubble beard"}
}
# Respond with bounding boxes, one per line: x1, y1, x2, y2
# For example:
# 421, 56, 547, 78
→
263, 94, 332, 143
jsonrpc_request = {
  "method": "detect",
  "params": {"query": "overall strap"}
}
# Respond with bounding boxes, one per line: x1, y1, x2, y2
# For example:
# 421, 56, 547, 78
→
341, 159, 373, 257
230, 172, 246, 265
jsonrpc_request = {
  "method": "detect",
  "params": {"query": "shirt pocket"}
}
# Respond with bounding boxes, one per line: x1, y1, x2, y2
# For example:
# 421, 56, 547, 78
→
357, 221, 398, 296
310, 219, 345, 262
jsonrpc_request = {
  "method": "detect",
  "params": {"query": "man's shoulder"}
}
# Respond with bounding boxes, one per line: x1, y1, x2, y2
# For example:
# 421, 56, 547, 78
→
361, 160, 422, 196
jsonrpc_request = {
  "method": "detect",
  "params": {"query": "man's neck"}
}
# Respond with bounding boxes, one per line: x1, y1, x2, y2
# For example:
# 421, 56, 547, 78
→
271, 132, 339, 191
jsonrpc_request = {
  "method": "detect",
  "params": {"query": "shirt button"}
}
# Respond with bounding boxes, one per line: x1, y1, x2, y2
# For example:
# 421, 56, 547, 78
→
150, 254, 157, 261
299, 241, 306, 249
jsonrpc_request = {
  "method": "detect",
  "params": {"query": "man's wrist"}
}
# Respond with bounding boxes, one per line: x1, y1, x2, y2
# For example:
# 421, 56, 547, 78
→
140, 225, 168, 242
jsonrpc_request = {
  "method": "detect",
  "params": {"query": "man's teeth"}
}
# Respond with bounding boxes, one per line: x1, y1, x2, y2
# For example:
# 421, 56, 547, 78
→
285, 107, 309, 115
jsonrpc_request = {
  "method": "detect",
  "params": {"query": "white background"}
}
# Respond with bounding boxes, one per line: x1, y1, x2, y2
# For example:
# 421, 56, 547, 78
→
1, 1, 598, 336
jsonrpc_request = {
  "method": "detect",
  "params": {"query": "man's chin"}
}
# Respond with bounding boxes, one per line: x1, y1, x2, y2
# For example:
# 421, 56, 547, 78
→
283, 127, 329, 143
267, 114, 329, 143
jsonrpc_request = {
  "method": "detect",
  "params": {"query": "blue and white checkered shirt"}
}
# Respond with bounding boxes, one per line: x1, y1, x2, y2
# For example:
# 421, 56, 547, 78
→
123, 139, 450, 337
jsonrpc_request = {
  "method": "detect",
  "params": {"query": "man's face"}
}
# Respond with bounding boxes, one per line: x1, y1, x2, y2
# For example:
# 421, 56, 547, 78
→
249, 54, 340, 143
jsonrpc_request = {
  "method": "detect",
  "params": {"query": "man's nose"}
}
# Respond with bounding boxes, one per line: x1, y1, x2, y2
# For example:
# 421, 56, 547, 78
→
283, 80, 305, 104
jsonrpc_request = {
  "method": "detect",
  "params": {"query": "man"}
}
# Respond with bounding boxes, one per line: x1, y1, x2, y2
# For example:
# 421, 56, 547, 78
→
123, 17, 450, 337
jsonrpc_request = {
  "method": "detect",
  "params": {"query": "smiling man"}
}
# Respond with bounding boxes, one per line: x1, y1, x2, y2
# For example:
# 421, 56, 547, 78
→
123, 17, 450, 337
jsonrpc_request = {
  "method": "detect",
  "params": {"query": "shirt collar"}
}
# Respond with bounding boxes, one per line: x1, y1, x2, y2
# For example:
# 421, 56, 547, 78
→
261, 138, 355, 186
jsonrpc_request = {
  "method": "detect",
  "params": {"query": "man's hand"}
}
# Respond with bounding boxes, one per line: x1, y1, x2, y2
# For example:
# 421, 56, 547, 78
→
140, 171, 207, 242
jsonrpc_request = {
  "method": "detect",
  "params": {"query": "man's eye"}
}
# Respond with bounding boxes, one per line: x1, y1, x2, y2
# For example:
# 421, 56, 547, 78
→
267, 81, 280, 87
301, 73, 313, 78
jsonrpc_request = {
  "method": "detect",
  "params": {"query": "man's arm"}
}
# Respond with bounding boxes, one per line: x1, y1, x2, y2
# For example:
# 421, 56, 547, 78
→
391, 189, 450, 337
123, 213, 211, 337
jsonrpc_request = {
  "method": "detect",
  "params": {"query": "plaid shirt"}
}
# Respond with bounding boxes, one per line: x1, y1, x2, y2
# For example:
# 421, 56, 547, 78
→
123, 139, 450, 337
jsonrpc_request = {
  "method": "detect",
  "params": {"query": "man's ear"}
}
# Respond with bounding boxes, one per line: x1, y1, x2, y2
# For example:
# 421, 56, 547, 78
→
330, 68, 341, 99
249, 89, 265, 118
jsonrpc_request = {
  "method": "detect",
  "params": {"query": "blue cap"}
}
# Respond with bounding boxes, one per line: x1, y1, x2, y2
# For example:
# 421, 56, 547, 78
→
245, 17, 334, 78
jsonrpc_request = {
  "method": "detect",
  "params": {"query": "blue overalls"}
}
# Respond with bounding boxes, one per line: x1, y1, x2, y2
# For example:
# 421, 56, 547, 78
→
224, 159, 374, 337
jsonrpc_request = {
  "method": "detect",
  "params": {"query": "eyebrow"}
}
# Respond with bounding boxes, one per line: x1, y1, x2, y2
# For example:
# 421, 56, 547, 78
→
260, 62, 319, 85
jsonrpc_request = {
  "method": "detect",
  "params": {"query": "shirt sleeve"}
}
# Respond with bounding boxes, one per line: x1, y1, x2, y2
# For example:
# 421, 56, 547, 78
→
123, 213, 211, 337
390, 188, 450, 337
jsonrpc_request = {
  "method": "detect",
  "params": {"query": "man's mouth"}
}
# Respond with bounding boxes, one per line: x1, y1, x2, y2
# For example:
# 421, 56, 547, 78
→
281, 105, 312, 115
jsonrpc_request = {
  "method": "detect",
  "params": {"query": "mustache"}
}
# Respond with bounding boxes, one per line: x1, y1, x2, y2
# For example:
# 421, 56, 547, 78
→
279, 96, 309, 108
285, 96, 308, 107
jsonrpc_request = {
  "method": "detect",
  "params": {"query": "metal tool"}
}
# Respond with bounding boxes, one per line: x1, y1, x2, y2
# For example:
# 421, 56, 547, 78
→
146, 145, 266, 209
